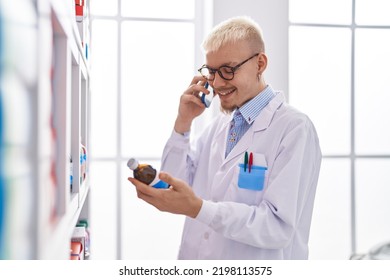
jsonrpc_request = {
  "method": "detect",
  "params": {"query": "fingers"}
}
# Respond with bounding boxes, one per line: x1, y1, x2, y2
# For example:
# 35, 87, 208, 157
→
128, 177, 158, 196
158, 172, 181, 190
183, 91, 205, 105
186, 77, 210, 96
128, 173, 182, 194
180, 91, 207, 110
128, 173, 200, 217
179, 76, 212, 113
195, 84, 210, 97
128, 177, 164, 208
189, 75, 207, 87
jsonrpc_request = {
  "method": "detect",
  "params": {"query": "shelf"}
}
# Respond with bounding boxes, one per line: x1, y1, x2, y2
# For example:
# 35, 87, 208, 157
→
40, 184, 90, 259
0, 0, 91, 260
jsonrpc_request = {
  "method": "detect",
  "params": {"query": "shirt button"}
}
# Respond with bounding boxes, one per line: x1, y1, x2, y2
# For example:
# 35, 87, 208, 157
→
204, 232, 209, 240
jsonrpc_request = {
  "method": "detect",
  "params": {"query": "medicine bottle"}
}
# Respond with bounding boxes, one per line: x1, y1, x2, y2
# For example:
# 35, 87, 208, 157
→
127, 158, 169, 189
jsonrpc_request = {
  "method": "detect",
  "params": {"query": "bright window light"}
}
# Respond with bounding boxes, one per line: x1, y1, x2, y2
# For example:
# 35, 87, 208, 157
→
121, 0, 195, 19
355, 29, 390, 154
120, 21, 194, 158
355, 0, 390, 25
90, 20, 118, 158
289, 26, 351, 155
90, 0, 118, 16
289, 0, 352, 24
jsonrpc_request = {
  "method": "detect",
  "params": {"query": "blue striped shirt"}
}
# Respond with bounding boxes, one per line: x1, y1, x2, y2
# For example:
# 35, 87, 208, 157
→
225, 85, 276, 157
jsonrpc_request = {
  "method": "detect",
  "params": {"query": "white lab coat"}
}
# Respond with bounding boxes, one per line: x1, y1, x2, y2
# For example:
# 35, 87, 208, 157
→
161, 91, 322, 259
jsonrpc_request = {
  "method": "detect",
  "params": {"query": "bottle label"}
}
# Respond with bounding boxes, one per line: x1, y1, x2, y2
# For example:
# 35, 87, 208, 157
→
150, 175, 169, 189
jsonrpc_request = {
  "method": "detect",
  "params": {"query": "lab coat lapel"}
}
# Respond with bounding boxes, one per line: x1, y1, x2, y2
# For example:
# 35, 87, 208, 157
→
210, 92, 285, 200
222, 91, 285, 166
224, 126, 253, 163
211, 114, 232, 162
251, 91, 284, 132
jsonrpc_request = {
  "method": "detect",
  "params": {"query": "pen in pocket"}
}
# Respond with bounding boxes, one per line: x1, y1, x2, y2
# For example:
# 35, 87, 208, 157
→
249, 152, 253, 173
244, 151, 248, 172
243, 151, 254, 173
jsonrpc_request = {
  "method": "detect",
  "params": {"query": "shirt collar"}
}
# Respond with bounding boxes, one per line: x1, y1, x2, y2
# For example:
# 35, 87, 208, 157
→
235, 85, 276, 125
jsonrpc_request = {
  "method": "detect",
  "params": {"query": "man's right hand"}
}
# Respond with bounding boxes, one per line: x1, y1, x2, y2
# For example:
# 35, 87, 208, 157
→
174, 76, 210, 134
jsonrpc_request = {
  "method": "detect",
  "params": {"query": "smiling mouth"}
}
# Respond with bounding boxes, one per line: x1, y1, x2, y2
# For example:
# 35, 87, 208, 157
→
217, 88, 236, 97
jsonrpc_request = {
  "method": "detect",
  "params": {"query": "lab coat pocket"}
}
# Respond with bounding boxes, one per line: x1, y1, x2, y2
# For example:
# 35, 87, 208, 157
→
226, 164, 264, 206
238, 163, 267, 191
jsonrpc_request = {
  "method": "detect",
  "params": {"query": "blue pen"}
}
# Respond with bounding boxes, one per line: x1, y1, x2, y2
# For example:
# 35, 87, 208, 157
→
201, 82, 213, 108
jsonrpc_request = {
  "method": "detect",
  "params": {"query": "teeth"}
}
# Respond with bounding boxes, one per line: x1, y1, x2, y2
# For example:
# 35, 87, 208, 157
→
218, 89, 235, 96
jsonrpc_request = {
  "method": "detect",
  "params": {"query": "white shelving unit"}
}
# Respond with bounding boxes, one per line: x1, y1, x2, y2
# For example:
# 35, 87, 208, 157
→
40, 0, 91, 260
0, 0, 91, 259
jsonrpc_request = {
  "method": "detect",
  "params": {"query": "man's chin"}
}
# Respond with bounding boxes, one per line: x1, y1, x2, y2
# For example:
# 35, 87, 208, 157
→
220, 104, 236, 114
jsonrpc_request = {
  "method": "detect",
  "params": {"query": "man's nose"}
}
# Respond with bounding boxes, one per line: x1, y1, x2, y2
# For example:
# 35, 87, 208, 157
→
211, 72, 227, 88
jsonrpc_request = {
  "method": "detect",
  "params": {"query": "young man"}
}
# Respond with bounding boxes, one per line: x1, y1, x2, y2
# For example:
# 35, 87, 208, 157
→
129, 16, 322, 260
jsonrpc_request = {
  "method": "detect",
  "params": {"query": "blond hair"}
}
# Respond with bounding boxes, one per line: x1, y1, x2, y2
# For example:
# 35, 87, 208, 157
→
202, 16, 265, 53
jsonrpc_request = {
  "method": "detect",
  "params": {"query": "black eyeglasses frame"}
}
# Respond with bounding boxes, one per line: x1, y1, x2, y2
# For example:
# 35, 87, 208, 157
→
198, 53, 259, 81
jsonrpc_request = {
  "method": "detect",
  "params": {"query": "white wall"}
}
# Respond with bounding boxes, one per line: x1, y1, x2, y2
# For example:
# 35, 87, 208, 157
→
212, 0, 288, 97
194, 0, 289, 138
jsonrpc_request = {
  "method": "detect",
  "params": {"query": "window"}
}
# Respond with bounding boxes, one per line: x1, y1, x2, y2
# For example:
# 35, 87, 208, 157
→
289, 0, 390, 259
89, 0, 203, 259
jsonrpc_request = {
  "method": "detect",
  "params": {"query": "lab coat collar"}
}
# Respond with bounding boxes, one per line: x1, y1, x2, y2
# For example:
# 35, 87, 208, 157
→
221, 91, 285, 164
252, 91, 284, 132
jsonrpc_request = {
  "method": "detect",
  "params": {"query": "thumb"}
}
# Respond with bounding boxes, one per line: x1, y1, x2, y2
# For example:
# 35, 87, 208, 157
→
159, 171, 182, 189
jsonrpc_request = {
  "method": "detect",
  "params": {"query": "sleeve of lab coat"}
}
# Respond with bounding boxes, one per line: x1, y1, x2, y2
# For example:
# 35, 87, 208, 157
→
195, 116, 322, 249
160, 130, 195, 185
161, 116, 220, 185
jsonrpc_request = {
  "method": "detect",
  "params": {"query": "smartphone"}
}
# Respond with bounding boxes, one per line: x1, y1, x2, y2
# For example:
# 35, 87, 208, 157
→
201, 82, 213, 108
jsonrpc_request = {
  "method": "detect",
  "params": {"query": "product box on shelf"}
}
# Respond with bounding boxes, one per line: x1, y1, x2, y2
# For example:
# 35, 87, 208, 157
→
70, 226, 86, 260
70, 241, 83, 260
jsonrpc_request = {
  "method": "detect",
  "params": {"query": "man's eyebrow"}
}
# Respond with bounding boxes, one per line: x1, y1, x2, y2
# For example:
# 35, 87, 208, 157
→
206, 61, 236, 68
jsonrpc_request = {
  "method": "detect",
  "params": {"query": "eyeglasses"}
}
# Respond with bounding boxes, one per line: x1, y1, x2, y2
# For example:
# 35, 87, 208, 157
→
198, 53, 259, 81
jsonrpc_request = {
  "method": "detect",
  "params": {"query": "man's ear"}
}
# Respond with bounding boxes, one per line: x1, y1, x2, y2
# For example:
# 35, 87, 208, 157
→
257, 53, 268, 75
